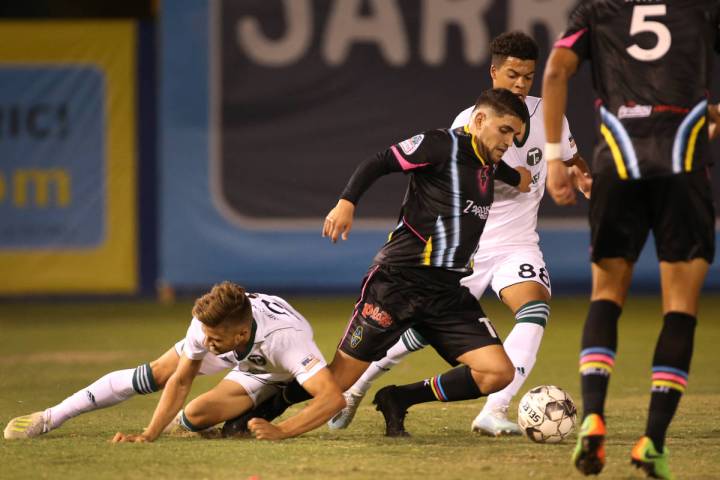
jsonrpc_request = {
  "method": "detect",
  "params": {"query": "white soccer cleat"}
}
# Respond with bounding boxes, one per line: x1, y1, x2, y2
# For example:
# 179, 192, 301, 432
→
162, 410, 184, 435
4, 411, 50, 440
471, 406, 523, 436
327, 389, 366, 430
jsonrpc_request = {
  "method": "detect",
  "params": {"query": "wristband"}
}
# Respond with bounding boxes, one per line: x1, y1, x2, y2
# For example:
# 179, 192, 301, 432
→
544, 142, 563, 161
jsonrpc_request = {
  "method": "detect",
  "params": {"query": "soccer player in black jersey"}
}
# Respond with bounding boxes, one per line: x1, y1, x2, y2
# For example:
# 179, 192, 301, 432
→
542, 1, 720, 478
229, 88, 532, 441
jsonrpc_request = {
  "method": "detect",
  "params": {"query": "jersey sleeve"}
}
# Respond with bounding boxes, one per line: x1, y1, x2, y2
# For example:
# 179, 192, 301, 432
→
494, 160, 521, 186
264, 330, 327, 386
560, 115, 578, 162
554, 2, 592, 61
182, 318, 208, 361
451, 106, 474, 128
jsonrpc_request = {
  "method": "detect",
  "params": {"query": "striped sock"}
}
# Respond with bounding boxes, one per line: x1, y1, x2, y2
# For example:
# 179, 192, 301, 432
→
393, 366, 481, 408
645, 312, 695, 452
400, 328, 429, 352
179, 410, 206, 432
514, 300, 550, 327
132, 363, 159, 394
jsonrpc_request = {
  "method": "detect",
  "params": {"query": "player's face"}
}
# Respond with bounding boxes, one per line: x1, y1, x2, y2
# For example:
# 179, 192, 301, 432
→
491, 57, 536, 100
201, 323, 248, 355
474, 110, 523, 162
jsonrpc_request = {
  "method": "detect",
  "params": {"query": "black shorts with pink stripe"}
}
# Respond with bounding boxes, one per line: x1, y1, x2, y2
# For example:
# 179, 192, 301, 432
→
338, 264, 502, 365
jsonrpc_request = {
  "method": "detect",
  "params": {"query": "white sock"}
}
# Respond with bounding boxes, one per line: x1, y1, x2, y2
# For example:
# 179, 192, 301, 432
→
46, 368, 138, 429
483, 302, 548, 413
350, 328, 428, 396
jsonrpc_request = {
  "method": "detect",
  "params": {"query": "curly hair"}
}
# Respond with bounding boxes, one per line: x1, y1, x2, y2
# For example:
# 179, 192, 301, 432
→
192, 281, 251, 327
490, 31, 539, 64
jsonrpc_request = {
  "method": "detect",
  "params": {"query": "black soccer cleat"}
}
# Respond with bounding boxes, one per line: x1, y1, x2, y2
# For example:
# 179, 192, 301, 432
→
373, 385, 410, 437
221, 390, 291, 438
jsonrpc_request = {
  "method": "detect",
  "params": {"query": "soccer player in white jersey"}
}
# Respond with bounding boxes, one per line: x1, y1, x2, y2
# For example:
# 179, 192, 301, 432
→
4, 282, 345, 442
327, 31, 591, 436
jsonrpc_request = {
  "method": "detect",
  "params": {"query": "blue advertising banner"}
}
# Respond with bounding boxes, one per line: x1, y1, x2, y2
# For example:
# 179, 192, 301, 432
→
160, 0, 720, 292
0, 67, 104, 248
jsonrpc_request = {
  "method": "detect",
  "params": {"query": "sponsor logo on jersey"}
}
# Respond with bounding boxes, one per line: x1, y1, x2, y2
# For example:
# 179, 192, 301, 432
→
618, 104, 652, 119
300, 354, 319, 372
248, 354, 267, 366
398, 134, 424, 155
527, 147, 542, 166
350, 326, 363, 348
361, 302, 393, 327
463, 199, 490, 219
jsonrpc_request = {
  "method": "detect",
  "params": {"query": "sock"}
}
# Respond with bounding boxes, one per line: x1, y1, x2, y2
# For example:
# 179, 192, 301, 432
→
392, 366, 482, 409
645, 312, 695, 452
179, 410, 208, 432
350, 329, 428, 396
579, 300, 621, 421
483, 301, 548, 412
46, 364, 158, 429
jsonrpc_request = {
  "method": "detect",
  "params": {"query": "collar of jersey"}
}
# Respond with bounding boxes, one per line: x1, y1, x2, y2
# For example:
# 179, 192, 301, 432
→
233, 319, 258, 360
463, 125, 487, 165
513, 120, 530, 147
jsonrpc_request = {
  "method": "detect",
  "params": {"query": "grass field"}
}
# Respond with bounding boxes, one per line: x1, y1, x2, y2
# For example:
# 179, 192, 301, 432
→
1, 295, 719, 480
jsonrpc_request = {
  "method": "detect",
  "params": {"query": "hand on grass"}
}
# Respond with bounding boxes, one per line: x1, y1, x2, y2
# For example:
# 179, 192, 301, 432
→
111, 432, 150, 443
248, 418, 287, 441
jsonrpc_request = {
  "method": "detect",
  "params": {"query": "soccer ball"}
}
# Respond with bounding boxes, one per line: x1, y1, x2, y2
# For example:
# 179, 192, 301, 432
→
517, 385, 577, 443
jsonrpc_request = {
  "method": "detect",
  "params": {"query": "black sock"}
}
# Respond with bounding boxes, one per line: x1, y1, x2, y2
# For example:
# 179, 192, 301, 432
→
645, 312, 695, 452
392, 366, 482, 409
579, 299, 621, 420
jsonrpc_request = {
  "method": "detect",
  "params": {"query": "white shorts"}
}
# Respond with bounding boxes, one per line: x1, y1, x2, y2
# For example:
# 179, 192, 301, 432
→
173, 340, 287, 406
461, 246, 552, 299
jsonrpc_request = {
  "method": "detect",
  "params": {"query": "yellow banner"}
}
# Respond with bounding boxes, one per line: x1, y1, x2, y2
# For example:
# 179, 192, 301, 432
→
0, 22, 137, 294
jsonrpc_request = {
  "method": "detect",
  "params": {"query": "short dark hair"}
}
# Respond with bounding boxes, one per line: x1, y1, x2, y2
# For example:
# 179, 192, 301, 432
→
491, 31, 539, 66
474, 88, 529, 126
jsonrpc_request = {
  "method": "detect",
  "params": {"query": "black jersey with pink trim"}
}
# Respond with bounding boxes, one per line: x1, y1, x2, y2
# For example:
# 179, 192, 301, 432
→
340, 128, 520, 273
556, 0, 720, 179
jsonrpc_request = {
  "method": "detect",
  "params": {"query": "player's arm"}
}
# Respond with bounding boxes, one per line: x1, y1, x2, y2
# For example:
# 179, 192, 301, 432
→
495, 160, 531, 192
708, 102, 720, 141
248, 367, 345, 440
112, 355, 202, 443
564, 154, 592, 199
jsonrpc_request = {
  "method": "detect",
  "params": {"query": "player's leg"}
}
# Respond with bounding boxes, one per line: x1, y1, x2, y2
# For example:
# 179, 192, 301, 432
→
373, 285, 512, 436
472, 277, 550, 435
574, 173, 647, 475
632, 170, 714, 479
328, 328, 428, 430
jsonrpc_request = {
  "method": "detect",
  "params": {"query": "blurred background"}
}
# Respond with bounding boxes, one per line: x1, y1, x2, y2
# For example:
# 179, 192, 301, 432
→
1, 0, 719, 299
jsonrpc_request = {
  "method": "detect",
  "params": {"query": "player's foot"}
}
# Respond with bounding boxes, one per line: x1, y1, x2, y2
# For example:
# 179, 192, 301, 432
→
164, 411, 222, 439
3, 411, 50, 440
572, 413, 607, 475
471, 405, 522, 436
631, 436, 674, 480
372, 386, 410, 437
327, 389, 366, 430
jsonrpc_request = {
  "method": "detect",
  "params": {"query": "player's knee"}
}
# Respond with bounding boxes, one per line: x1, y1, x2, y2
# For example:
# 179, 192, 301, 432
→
475, 364, 514, 394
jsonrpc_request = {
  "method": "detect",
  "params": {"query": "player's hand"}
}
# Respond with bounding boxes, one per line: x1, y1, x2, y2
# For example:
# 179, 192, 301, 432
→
546, 159, 576, 205
568, 165, 592, 199
515, 167, 531, 192
322, 199, 355, 243
111, 432, 150, 443
708, 102, 720, 141
248, 418, 287, 441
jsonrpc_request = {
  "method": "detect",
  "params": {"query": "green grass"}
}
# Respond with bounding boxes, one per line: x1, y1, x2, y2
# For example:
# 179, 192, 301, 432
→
1, 295, 719, 479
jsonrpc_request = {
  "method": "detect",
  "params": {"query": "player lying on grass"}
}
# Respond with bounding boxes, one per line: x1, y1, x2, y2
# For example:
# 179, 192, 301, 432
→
327, 30, 592, 437
221, 88, 533, 439
3, 282, 345, 442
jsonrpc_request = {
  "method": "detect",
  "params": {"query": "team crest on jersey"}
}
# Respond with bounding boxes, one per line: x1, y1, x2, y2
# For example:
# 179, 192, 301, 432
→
478, 165, 490, 194
248, 354, 266, 366
527, 147, 542, 166
398, 134, 424, 155
350, 326, 364, 348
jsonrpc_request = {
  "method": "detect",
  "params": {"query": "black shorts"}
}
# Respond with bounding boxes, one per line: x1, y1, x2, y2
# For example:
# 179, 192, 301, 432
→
589, 169, 715, 263
338, 264, 502, 365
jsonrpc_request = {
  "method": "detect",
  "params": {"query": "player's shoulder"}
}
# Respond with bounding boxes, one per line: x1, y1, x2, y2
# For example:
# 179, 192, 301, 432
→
451, 105, 475, 128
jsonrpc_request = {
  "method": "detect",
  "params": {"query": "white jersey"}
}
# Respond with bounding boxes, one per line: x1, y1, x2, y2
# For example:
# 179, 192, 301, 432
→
182, 293, 325, 385
452, 96, 577, 251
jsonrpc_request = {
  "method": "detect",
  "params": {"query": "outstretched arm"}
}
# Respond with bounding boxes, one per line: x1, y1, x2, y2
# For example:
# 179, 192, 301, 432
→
248, 368, 345, 440
112, 355, 201, 442
543, 47, 580, 205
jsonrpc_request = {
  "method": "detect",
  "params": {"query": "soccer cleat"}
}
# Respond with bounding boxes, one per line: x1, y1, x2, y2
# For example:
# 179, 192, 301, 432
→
3, 411, 49, 440
471, 405, 523, 436
572, 413, 607, 475
372, 386, 410, 437
327, 389, 366, 430
631, 436, 674, 480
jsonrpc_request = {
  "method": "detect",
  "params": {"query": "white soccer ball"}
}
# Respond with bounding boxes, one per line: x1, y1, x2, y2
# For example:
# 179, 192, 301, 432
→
517, 385, 577, 443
